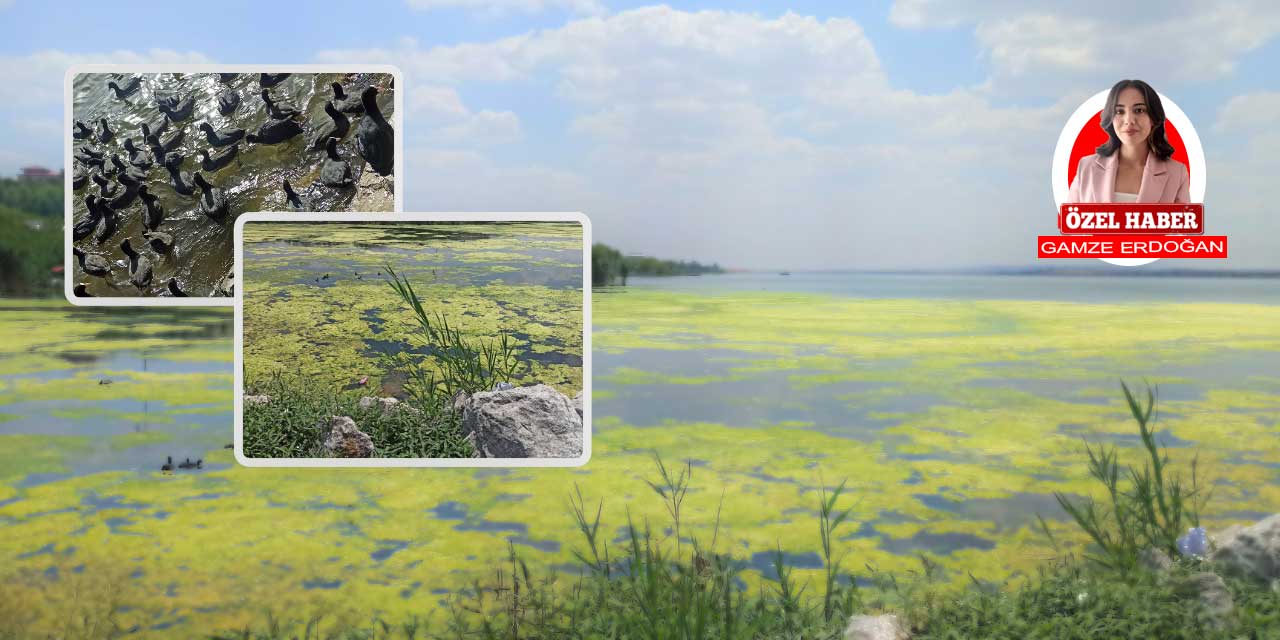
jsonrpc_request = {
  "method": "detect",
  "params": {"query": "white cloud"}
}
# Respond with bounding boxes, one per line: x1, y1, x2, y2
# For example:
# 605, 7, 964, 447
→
0, 48, 213, 107
406, 0, 604, 17
1215, 91, 1280, 133
890, 1, 1280, 88
317, 6, 1277, 268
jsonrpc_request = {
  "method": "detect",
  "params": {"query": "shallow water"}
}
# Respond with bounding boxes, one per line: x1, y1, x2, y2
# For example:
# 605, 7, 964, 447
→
70, 72, 396, 297
2, 275, 1280, 636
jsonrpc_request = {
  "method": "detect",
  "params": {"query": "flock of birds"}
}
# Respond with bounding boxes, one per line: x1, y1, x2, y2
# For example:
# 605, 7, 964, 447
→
71, 72, 396, 297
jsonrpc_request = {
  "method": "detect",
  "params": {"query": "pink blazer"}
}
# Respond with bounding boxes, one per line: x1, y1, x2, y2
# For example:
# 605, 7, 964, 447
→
1068, 153, 1190, 203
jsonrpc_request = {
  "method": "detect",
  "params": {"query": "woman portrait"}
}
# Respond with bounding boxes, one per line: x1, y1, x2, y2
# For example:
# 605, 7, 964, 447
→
1068, 79, 1190, 204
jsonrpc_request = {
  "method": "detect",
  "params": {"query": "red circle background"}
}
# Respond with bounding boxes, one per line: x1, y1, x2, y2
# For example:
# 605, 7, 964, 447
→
1065, 111, 1189, 187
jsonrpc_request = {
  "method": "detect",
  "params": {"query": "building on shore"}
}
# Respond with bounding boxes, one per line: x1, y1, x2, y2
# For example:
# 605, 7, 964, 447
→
18, 166, 61, 181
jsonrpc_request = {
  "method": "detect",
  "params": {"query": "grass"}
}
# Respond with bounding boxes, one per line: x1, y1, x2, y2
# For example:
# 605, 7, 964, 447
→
219, 382, 1280, 638
241, 374, 473, 458
384, 264, 526, 408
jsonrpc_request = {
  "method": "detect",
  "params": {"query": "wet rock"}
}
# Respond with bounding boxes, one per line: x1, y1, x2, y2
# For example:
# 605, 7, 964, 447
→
844, 613, 910, 640
349, 164, 394, 211
244, 395, 272, 406
1176, 572, 1234, 631
1139, 547, 1174, 575
572, 391, 583, 418
1212, 513, 1280, 583
462, 384, 582, 458
322, 416, 375, 458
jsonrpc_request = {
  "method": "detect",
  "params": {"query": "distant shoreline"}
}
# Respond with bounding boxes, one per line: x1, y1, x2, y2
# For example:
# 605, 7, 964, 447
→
709, 268, 1280, 279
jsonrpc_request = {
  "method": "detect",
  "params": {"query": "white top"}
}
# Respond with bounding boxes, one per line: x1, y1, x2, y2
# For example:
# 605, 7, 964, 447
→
1114, 191, 1139, 203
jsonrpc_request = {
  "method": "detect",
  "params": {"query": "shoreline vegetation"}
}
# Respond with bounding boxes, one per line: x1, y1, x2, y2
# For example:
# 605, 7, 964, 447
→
592, 242, 724, 286
0, 178, 61, 296
224, 384, 1278, 636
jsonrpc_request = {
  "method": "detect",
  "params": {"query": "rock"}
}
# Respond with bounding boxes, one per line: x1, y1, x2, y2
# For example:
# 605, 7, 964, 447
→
216, 270, 235, 297
844, 614, 910, 640
349, 164, 394, 211
358, 396, 416, 416
244, 395, 272, 406
452, 391, 470, 414
1139, 548, 1174, 575
322, 416, 375, 458
462, 384, 582, 458
1212, 514, 1280, 583
572, 391, 583, 418
1176, 572, 1234, 631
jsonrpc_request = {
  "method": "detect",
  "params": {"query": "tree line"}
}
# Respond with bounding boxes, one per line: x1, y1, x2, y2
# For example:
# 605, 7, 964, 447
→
592, 242, 723, 286
0, 179, 62, 296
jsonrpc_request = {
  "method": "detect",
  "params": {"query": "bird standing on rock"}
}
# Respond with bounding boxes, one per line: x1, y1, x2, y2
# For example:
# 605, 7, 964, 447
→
355, 86, 393, 176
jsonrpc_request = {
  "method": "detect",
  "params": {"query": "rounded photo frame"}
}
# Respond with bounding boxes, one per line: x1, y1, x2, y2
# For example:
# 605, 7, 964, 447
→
1051, 89, 1206, 266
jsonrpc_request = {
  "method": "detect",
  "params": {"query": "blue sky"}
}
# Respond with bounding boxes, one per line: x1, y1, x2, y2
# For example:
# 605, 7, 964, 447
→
2, 0, 1278, 268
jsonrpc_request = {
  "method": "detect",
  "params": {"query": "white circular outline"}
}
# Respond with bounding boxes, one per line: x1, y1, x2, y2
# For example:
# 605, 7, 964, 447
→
1051, 90, 1206, 266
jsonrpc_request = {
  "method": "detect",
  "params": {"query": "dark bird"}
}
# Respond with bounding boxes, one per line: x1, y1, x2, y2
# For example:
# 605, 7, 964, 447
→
198, 122, 244, 147
144, 230, 174, 254
139, 116, 170, 141
74, 120, 95, 140
108, 172, 141, 210
158, 95, 195, 122
260, 89, 301, 119
193, 172, 230, 220
107, 76, 141, 99
282, 179, 310, 212
166, 277, 187, 296
122, 138, 153, 170
94, 200, 119, 244
75, 148, 105, 169
259, 73, 290, 88
164, 154, 196, 196
98, 118, 114, 143
74, 283, 94, 297
245, 117, 302, 144
320, 137, 354, 187
120, 238, 153, 291
139, 186, 164, 231
72, 164, 89, 190
109, 154, 147, 183
199, 144, 239, 172
161, 456, 173, 473
178, 457, 201, 469
73, 246, 110, 277
73, 195, 102, 241
92, 173, 119, 198
147, 128, 185, 154
78, 145, 105, 160
217, 88, 240, 115
219, 73, 239, 83
308, 101, 350, 150
329, 82, 364, 115
355, 86, 393, 176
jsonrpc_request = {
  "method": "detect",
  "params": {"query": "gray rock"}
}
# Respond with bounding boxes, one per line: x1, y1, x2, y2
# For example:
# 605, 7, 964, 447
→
1176, 572, 1234, 631
358, 396, 417, 416
322, 416, 375, 458
572, 391, 583, 418
1139, 547, 1174, 575
462, 384, 582, 458
844, 614, 910, 640
244, 395, 272, 406
1212, 514, 1280, 583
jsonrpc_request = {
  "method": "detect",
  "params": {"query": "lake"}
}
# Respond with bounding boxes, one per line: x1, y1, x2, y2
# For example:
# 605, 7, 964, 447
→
1, 273, 1277, 636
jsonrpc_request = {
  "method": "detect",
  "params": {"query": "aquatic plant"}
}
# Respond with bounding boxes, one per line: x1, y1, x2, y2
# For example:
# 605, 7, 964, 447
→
1051, 381, 1210, 570
384, 264, 526, 407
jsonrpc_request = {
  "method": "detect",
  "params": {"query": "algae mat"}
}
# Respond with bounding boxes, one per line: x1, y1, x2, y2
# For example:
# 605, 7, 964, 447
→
240, 221, 584, 397
2, 290, 1279, 635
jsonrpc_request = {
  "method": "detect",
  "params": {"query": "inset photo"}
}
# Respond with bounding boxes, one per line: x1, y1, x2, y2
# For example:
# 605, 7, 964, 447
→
65, 66, 402, 304
233, 213, 590, 467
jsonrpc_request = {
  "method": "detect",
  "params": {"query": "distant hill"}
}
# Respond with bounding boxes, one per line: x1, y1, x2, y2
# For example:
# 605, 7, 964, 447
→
592, 243, 724, 286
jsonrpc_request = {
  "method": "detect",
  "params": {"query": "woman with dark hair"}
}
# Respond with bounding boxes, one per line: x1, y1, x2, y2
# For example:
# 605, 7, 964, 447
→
1068, 79, 1189, 203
